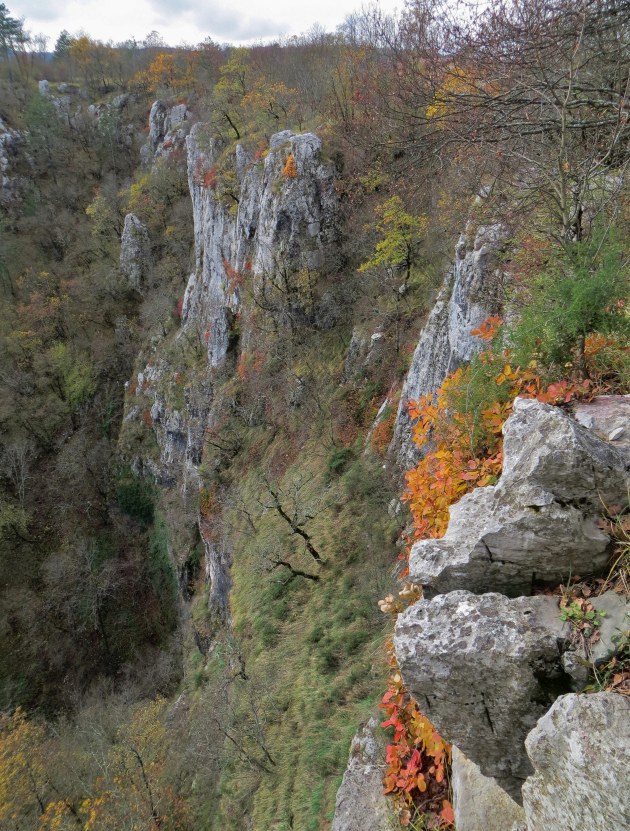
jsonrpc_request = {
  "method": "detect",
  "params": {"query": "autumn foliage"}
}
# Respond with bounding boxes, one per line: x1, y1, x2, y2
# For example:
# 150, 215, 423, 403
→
380, 647, 454, 828
283, 153, 298, 178
404, 317, 593, 546
381, 316, 598, 826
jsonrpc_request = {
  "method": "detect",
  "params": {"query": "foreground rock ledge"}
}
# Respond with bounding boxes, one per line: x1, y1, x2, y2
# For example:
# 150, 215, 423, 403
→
409, 398, 629, 596
522, 692, 630, 831
451, 746, 526, 831
394, 590, 571, 801
331, 717, 395, 831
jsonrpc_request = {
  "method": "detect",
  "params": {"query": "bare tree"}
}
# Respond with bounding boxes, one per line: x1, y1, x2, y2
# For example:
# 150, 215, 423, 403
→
1, 436, 36, 505
258, 473, 326, 565
357, 0, 630, 243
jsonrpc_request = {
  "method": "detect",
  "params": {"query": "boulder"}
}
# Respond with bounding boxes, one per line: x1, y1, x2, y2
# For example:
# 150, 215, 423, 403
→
500, 397, 628, 507
331, 717, 396, 831
409, 399, 629, 596
522, 692, 630, 830
451, 746, 526, 831
395, 591, 571, 801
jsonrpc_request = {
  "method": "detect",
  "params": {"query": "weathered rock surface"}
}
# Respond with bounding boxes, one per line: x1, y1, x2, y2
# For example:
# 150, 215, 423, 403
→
522, 693, 630, 830
452, 746, 526, 831
331, 717, 396, 831
120, 213, 151, 291
573, 394, 630, 464
141, 99, 192, 163
0, 116, 24, 207
500, 397, 629, 506
409, 398, 629, 596
391, 222, 507, 469
395, 591, 571, 801
183, 124, 338, 366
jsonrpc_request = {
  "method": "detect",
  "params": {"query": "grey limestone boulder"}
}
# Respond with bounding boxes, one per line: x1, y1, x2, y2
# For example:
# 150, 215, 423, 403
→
331, 717, 396, 831
394, 591, 571, 801
451, 746, 526, 831
500, 397, 628, 507
522, 692, 630, 831
409, 398, 629, 596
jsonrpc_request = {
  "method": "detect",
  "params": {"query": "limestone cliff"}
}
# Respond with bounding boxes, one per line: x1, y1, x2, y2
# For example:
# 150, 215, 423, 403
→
390, 222, 507, 470
182, 124, 338, 366
122, 112, 340, 622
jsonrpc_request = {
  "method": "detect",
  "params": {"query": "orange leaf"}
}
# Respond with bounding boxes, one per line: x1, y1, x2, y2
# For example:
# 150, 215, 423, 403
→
440, 799, 455, 825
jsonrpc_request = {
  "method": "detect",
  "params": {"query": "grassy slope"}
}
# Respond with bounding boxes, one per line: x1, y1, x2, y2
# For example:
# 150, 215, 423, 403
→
177, 324, 405, 829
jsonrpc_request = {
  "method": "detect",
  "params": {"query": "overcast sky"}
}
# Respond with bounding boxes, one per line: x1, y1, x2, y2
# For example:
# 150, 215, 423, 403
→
10, 0, 401, 47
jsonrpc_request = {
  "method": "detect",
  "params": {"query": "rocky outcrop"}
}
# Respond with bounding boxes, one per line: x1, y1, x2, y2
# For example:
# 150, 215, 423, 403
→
183, 124, 338, 366
123, 119, 340, 628
451, 747, 526, 831
408, 398, 629, 597
120, 213, 151, 291
391, 222, 507, 469
395, 591, 571, 801
331, 717, 396, 831
393, 392, 629, 822
141, 100, 192, 164
522, 693, 630, 830
0, 116, 24, 207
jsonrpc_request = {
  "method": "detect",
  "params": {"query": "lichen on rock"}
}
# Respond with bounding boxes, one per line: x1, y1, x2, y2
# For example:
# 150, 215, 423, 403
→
522, 693, 630, 831
408, 398, 629, 596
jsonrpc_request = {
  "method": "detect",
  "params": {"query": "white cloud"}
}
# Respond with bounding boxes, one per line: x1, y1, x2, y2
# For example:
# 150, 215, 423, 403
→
10, 0, 400, 46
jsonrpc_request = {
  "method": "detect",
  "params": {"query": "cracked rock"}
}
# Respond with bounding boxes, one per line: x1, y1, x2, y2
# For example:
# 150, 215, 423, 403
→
409, 399, 629, 596
395, 591, 571, 801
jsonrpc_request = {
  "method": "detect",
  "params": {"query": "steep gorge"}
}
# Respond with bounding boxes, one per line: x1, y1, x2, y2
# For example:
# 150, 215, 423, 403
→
0, 17, 628, 825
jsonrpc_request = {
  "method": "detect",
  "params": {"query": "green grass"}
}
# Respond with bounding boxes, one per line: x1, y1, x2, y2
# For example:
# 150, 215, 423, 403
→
182, 331, 402, 830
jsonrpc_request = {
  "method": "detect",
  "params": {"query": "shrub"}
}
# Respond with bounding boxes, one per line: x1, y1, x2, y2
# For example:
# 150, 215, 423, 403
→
116, 469, 155, 524
508, 227, 630, 376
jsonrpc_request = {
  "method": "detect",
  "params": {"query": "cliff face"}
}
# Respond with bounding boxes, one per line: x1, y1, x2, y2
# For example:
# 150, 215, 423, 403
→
123, 114, 340, 623
390, 222, 507, 470
182, 124, 338, 366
